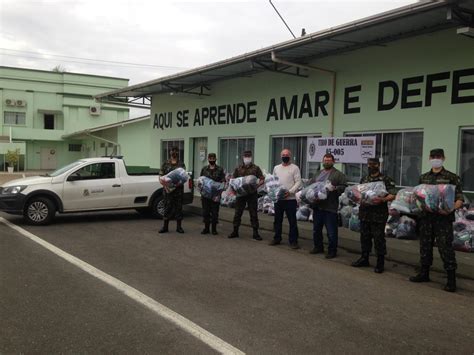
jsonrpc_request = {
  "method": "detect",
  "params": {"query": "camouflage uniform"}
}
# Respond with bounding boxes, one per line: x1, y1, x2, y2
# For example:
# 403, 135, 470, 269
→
160, 160, 186, 221
358, 174, 397, 256
418, 168, 463, 271
232, 163, 264, 229
200, 165, 225, 225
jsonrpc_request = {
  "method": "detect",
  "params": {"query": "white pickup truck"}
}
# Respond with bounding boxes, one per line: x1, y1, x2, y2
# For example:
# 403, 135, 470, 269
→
0, 157, 194, 225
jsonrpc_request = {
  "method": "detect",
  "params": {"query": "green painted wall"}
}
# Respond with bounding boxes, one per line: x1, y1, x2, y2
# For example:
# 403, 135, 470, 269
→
149, 28, 474, 178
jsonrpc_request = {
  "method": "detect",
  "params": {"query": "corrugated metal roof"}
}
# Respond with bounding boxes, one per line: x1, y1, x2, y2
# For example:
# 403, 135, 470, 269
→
96, 0, 473, 101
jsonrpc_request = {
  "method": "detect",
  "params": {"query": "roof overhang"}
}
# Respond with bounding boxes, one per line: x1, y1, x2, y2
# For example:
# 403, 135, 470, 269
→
95, 0, 474, 108
62, 115, 150, 139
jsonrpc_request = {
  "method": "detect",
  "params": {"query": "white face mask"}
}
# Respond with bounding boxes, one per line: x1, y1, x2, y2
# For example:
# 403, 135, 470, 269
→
243, 157, 252, 165
430, 159, 444, 169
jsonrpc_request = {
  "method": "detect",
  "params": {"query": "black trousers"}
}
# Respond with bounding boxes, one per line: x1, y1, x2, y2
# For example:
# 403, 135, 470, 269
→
233, 193, 259, 229
163, 187, 183, 221
202, 197, 220, 224
360, 220, 386, 256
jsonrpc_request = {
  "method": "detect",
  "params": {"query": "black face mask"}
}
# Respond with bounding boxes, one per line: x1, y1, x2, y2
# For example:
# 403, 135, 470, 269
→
208, 160, 216, 166
171, 152, 178, 158
368, 167, 379, 175
281, 156, 290, 164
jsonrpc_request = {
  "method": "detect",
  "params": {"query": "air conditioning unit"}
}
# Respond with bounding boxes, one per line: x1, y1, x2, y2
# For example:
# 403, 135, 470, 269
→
15, 99, 27, 107
5, 99, 16, 106
89, 105, 101, 116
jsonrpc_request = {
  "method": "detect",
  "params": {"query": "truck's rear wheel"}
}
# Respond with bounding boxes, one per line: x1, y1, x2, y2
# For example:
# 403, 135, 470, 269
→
150, 195, 164, 219
24, 197, 56, 225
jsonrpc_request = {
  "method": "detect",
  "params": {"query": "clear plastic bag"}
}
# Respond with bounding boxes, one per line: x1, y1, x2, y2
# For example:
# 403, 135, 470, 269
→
220, 187, 237, 208
413, 184, 455, 214
296, 205, 312, 221
161, 168, 189, 190
198, 176, 226, 202
390, 188, 422, 215
264, 174, 289, 202
395, 216, 417, 239
345, 181, 388, 205
298, 180, 332, 204
230, 175, 258, 197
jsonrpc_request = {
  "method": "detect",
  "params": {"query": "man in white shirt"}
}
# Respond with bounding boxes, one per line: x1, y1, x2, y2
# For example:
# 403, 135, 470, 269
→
269, 149, 302, 249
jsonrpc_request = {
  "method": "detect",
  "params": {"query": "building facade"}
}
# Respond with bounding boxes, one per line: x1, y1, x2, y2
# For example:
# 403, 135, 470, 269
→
97, 1, 474, 193
0, 66, 129, 171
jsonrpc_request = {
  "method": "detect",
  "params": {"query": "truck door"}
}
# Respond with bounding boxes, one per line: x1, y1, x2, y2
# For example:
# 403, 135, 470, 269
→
62, 162, 122, 210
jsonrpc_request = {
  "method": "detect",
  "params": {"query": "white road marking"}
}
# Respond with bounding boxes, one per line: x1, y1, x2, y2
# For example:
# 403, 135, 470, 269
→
0, 217, 245, 355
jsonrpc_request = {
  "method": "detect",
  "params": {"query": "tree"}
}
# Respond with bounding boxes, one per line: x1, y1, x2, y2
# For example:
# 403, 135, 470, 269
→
52, 65, 66, 73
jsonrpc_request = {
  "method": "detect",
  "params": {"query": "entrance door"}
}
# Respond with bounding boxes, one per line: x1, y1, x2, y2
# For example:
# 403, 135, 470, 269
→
192, 137, 208, 179
40, 148, 57, 170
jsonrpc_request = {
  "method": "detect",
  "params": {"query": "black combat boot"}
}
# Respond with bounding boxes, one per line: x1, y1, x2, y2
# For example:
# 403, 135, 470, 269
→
444, 270, 456, 292
158, 220, 169, 234
228, 226, 239, 238
351, 253, 370, 267
201, 222, 210, 235
409, 265, 430, 283
211, 222, 218, 235
252, 228, 262, 241
374, 255, 384, 274
176, 220, 184, 234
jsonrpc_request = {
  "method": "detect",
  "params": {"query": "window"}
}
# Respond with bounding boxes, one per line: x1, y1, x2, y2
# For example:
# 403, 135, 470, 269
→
343, 131, 423, 186
44, 114, 55, 130
460, 129, 474, 192
271, 135, 321, 179
70, 163, 116, 180
68, 144, 82, 152
4, 112, 26, 125
219, 137, 254, 174
161, 140, 185, 164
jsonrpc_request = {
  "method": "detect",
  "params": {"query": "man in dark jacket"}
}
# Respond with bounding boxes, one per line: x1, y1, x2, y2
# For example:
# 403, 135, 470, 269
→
199, 153, 225, 235
310, 153, 347, 259
228, 150, 265, 240
351, 158, 396, 273
158, 146, 186, 234
409, 148, 464, 292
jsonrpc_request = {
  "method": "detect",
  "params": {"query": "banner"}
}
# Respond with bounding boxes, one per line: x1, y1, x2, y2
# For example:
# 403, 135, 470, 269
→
307, 136, 377, 163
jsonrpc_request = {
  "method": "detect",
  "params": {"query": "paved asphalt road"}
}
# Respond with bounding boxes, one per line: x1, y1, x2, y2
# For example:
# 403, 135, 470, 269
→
1, 210, 473, 354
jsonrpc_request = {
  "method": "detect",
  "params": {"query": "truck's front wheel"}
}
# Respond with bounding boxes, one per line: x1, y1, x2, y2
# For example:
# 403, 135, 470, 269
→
24, 197, 56, 225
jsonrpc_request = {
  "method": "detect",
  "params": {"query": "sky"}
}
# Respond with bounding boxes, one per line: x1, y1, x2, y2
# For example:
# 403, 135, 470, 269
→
0, 0, 415, 116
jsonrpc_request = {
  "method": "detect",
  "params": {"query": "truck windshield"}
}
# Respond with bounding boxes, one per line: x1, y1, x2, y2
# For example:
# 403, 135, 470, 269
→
48, 161, 85, 177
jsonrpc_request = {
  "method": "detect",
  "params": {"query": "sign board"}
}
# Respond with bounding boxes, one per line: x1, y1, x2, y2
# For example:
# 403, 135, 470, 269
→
307, 136, 377, 164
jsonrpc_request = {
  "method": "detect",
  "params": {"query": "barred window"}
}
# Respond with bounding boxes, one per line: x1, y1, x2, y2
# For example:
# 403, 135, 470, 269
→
4, 111, 26, 125
68, 144, 82, 152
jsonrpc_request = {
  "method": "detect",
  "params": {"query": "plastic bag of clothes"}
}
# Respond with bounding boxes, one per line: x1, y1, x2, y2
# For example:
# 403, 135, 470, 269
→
339, 193, 352, 207
349, 206, 360, 232
413, 184, 455, 214
257, 196, 265, 212
385, 215, 400, 238
161, 167, 189, 191
264, 174, 289, 202
345, 181, 388, 205
390, 188, 422, 215
395, 216, 417, 239
339, 205, 353, 228
296, 205, 312, 221
220, 187, 237, 208
262, 195, 274, 214
465, 208, 474, 221
197, 176, 226, 202
230, 175, 258, 197
297, 180, 332, 204
453, 213, 474, 252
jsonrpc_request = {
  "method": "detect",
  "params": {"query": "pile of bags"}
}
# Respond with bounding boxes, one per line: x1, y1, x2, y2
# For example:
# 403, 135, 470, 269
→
453, 208, 474, 253
345, 181, 388, 205
258, 195, 275, 215
264, 174, 289, 202
229, 175, 259, 197
161, 168, 189, 190
413, 184, 455, 214
296, 205, 312, 221
296, 180, 332, 205
390, 188, 422, 215
197, 176, 226, 202
349, 206, 360, 232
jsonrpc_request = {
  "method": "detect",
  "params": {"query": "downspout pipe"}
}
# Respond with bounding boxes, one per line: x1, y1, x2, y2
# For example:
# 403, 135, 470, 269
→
270, 51, 337, 137
85, 132, 121, 156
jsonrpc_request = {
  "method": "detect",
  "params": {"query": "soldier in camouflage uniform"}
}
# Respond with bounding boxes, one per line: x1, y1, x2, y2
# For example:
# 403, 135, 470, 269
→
158, 147, 186, 234
409, 149, 464, 292
351, 158, 397, 273
228, 150, 265, 240
199, 153, 226, 235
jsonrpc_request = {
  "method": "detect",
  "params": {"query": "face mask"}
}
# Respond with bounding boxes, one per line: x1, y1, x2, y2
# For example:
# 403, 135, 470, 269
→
243, 157, 252, 165
281, 156, 290, 164
323, 163, 333, 170
208, 160, 216, 166
430, 159, 443, 169
368, 167, 379, 174
171, 152, 178, 158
